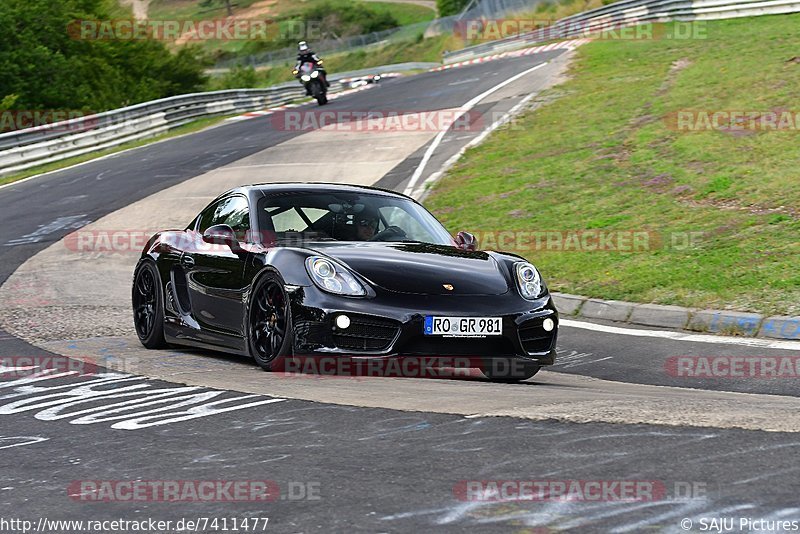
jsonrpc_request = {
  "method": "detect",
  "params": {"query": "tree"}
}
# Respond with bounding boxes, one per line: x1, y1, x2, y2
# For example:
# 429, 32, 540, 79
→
436, 0, 472, 17
436, 0, 470, 17
0, 0, 208, 116
199, 0, 235, 17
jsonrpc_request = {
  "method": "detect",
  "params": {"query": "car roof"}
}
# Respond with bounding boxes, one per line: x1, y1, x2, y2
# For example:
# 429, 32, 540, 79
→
228, 182, 415, 201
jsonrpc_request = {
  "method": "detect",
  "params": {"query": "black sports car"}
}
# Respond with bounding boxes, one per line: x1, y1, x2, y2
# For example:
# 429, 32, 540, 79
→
132, 183, 558, 381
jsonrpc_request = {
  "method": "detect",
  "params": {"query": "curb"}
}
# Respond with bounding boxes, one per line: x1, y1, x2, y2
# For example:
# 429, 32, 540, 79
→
431, 38, 590, 72
551, 292, 800, 341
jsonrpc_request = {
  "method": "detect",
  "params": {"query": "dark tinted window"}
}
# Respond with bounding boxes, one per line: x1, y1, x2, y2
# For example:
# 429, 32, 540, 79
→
197, 196, 251, 240
257, 191, 453, 244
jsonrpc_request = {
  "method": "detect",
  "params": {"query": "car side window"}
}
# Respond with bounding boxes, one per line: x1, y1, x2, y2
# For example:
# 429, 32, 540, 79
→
379, 206, 431, 241
198, 196, 251, 240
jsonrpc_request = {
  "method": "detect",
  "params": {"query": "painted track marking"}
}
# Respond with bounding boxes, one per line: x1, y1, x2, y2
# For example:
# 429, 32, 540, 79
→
403, 62, 548, 197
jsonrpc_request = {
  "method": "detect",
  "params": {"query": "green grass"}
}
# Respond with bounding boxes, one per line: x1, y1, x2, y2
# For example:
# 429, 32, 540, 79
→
149, 0, 274, 21
424, 14, 800, 316
327, 32, 455, 68
149, 0, 434, 22
208, 32, 459, 89
354, 2, 435, 26
0, 115, 233, 187
147, 0, 435, 60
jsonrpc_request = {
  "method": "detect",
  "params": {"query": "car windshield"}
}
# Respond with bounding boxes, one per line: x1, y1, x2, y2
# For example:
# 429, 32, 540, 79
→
257, 191, 454, 245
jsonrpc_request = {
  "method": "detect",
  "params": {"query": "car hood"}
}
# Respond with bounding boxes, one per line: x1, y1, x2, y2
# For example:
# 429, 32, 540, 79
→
310, 242, 509, 295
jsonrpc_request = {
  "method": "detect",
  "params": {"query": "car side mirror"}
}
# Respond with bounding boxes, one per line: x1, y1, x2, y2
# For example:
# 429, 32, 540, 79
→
202, 224, 242, 254
455, 231, 477, 251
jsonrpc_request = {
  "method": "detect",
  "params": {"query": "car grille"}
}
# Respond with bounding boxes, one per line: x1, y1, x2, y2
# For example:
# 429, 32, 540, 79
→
398, 336, 516, 357
331, 315, 400, 352
518, 318, 555, 354
294, 321, 330, 350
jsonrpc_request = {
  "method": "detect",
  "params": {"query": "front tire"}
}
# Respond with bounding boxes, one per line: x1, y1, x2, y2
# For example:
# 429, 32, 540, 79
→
132, 260, 167, 349
311, 81, 327, 105
248, 272, 293, 371
480, 358, 540, 382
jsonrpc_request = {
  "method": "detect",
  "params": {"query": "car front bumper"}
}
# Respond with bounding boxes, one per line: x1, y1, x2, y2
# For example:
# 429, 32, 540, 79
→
287, 285, 558, 365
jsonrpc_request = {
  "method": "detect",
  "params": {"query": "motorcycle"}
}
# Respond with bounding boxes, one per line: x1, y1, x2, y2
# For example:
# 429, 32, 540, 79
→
298, 62, 328, 106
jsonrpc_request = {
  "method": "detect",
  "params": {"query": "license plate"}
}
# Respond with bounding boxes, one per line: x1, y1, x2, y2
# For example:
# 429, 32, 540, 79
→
424, 316, 502, 337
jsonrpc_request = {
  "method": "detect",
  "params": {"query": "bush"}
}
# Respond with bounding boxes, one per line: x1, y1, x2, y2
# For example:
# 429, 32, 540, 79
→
436, 0, 471, 17
208, 65, 259, 90
0, 0, 208, 115
302, 2, 400, 37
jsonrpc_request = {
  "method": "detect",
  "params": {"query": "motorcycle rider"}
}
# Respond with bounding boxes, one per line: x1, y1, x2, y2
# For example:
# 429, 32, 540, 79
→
293, 41, 330, 95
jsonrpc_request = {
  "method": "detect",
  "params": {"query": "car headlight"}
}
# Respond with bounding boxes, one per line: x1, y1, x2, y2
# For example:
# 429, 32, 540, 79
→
310, 70, 319, 78
305, 257, 367, 297
301, 74, 311, 82
515, 262, 543, 300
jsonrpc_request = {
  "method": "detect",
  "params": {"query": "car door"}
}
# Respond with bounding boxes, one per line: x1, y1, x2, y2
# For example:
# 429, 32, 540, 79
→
184, 195, 251, 336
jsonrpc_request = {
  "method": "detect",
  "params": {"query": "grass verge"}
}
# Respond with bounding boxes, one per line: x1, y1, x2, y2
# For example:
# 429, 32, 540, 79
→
208, 32, 460, 89
424, 15, 800, 316
148, 0, 435, 60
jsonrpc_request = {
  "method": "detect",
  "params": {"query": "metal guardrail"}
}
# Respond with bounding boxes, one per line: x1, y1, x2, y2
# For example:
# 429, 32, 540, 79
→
0, 82, 343, 178
0, 60, 445, 178
443, 0, 800, 63
208, 61, 438, 77
332, 62, 440, 80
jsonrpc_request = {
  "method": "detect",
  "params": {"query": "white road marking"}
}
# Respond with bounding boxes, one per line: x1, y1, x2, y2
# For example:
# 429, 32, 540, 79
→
561, 319, 800, 350
0, 436, 49, 450
448, 78, 480, 86
403, 62, 548, 197
0, 370, 287, 431
4, 215, 90, 246
414, 82, 545, 197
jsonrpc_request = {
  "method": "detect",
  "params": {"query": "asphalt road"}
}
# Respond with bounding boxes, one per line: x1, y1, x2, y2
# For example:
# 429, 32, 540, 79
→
553, 320, 799, 397
1, 368, 798, 533
0, 50, 798, 533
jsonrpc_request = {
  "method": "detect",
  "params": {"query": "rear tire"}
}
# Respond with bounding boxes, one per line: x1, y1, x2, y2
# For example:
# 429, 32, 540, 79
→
480, 358, 540, 382
247, 272, 293, 372
132, 260, 167, 349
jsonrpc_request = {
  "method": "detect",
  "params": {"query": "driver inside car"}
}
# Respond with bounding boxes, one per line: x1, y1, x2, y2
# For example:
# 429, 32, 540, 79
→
356, 214, 379, 241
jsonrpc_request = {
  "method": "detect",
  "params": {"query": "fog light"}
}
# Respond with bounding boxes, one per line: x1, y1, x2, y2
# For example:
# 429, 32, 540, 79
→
335, 314, 351, 329
542, 318, 555, 332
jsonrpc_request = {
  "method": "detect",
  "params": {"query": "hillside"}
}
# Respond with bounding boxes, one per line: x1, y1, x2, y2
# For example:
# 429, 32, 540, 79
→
425, 14, 800, 316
